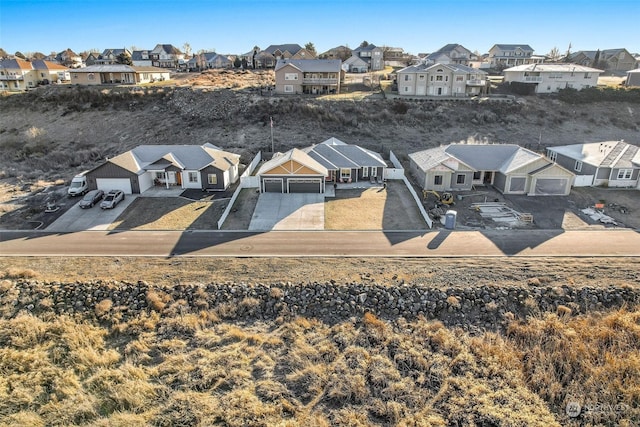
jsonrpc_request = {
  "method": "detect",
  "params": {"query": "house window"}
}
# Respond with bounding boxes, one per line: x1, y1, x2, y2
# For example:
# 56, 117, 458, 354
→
284, 73, 298, 80
340, 168, 351, 180
473, 171, 481, 180
208, 174, 218, 184
434, 175, 443, 185
155, 172, 164, 179
188, 172, 198, 183
419, 74, 425, 80
284, 85, 293, 93
456, 75, 464, 81
574, 161, 582, 172
404, 87, 409, 92
436, 75, 443, 81
547, 150, 557, 162
617, 169, 632, 180
404, 74, 411, 81
456, 174, 465, 184
371, 167, 377, 177
362, 167, 369, 178
430, 76, 433, 81
584, 73, 590, 79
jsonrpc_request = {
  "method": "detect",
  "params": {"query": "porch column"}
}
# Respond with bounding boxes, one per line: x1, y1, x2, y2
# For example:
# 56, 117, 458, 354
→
164, 171, 169, 189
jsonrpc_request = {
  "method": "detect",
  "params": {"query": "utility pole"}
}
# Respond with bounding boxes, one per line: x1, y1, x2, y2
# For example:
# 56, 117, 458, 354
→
270, 116, 274, 153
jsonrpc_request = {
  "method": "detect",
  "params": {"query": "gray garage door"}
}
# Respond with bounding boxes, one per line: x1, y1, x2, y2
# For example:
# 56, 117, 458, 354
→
263, 179, 283, 193
534, 178, 568, 195
289, 179, 322, 193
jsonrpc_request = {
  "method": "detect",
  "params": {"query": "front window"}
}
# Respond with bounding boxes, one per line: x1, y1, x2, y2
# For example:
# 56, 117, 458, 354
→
188, 172, 198, 183
284, 85, 293, 93
473, 171, 481, 180
340, 168, 351, 180
434, 175, 443, 185
70, 181, 82, 188
436, 75, 443, 81
547, 150, 557, 162
617, 169, 632, 180
362, 167, 368, 178
456, 174, 465, 184
208, 174, 218, 184
285, 73, 298, 80
574, 161, 582, 172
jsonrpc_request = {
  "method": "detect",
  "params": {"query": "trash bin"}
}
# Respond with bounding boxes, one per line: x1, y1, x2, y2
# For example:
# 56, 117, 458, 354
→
444, 210, 457, 230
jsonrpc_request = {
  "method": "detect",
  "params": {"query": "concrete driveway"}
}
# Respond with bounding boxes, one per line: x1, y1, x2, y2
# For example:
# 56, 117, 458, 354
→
249, 193, 325, 230
46, 196, 137, 232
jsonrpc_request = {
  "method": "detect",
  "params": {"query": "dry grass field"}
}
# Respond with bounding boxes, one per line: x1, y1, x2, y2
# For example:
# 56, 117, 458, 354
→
108, 198, 227, 230
325, 181, 427, 230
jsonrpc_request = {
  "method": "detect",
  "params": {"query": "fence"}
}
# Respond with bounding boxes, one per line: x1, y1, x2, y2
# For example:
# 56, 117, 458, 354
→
217, 152, 262, 229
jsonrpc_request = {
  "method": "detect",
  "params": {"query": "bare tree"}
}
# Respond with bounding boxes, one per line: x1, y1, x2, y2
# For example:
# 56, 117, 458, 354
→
547, 47, 562, 62
183, 42, 192, 57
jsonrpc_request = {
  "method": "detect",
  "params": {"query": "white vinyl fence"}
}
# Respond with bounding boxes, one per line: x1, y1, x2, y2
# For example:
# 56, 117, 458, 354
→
389, 150, 432, 228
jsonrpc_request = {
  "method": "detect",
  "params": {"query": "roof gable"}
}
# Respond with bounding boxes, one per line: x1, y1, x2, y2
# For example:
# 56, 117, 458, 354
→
549, 141, 639, 168
257, 149, 328, 176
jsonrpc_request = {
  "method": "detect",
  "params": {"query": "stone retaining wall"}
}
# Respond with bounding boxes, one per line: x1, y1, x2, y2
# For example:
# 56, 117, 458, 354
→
2, 280, 638, 331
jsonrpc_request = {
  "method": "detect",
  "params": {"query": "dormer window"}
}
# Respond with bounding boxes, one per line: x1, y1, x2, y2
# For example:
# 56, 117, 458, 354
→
436, 69, 443, 73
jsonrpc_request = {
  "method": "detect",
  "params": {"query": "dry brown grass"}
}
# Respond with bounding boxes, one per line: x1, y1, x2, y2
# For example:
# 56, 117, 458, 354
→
324, 181, 427, 230
2, 304, 639, 425
108, 197, 226, 230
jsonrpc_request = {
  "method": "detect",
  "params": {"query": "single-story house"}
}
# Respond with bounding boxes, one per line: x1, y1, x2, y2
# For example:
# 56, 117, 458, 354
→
69, 64, 170, 85
86, 143, 240, 194
503, 63, 603, 94
302, 137, 387, 183
409, 144, 574, 196
256, 148, 328, 193
546, 140, 640, 188
342, 55, 369, 73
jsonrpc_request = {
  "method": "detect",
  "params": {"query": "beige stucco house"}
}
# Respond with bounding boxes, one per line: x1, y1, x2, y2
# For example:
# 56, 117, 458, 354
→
503, 63, 603, 94
69, 65, 170, 85
396, 63, 488, 97
0, 58, 70, 91
275, 59, 343, 95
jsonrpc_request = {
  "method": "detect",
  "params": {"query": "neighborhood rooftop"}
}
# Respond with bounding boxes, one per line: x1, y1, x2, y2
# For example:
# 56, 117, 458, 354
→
303, 138, 386, 170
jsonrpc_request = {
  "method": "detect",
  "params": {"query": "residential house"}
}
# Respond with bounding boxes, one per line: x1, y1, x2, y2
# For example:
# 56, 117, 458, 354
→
55, 48, 83, 68
488, 44, 540, 68
257, 148, 328, 193
503, 63, 603, 94
188, 52, 232, 70
84, 52, 101, 66
274, 59, 342, 95
351, 44, 384, 71
302, 137, 387, 184
247, 44, 314, 68
69, 65, 170, 85
131, 50, 153, 67
626, 69, 640, 87
256, 137, 388, 193
150, 44, 184, 68
319, 45, 352, 61
409, 144, 574, 196
95, 48, 132, 65
0, 58, 70, 91
396, 63, 488, 97
424, 44, 474, 66
342, 55, 369, 73
568, 49, 637, 72
546, 141, 640, 188
86, 143, 240, 194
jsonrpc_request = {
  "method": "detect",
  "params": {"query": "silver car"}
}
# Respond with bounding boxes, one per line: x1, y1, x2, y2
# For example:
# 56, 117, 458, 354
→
100, 190, 125, 209
79, 189, 104, 209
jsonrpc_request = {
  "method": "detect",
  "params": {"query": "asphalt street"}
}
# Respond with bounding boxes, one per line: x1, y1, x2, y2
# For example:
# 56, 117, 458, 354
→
1, 229, 639, 257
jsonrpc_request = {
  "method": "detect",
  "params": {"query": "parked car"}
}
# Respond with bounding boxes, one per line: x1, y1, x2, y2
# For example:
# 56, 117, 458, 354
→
79, 189, 104, 209
100, 190, 125, 209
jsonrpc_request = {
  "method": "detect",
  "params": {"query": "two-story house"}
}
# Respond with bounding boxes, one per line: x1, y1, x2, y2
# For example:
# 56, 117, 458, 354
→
396, 63, 488, 97
187, 52, 232, 71
150, 44, 184, 68
568, 49, 637, 72
94, 48, 132, 65
274, 59, 342, 95
488, 44, 540, 68
350, 44, 384, 71
55, 48, 83, 68
503, 63, 603, 94
131, 50, 152, 67
424, 44, 474, 66
0, 58, 70, 91
246, 44, 314, 69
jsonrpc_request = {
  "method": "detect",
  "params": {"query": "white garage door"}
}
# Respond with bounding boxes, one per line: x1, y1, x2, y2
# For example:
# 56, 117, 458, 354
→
96, 178, 133, 194
533, 178, 569, 195
573, 175, 594, 187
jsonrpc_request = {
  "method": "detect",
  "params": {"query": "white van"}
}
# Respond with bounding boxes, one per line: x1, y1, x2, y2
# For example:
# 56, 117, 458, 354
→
68, 172, 89, 196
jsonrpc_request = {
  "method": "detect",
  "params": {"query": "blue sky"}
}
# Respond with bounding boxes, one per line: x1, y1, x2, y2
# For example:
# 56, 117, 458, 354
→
1, 0, 638, 57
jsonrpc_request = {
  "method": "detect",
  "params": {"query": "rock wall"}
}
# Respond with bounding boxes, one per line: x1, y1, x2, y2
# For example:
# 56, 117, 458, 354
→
3, 279, 639, 331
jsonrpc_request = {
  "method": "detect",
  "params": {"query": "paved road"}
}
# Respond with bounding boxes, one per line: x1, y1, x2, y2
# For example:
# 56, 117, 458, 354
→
1, 229, 639, 257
